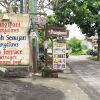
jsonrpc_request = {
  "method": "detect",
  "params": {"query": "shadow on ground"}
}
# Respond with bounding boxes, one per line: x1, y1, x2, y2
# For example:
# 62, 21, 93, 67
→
0, 78, 65, 100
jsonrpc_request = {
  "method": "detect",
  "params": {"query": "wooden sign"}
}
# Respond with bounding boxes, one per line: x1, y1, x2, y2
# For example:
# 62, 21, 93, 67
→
46, 27, 69, 38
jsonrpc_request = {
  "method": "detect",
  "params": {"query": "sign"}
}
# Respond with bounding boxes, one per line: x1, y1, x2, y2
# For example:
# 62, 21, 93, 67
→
0, 0, 5, 1
53, 41, 66, 69
0, 14, 30, 66
32, 16, 47, 25
46, 27, 69, 37
36, 26, 44, 30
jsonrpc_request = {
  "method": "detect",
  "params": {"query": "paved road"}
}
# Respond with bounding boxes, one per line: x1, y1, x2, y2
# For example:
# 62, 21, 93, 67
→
67, 55, 100, 100
0, 79, 65, 100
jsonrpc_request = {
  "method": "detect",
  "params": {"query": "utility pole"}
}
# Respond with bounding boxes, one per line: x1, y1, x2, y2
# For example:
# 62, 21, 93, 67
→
23, 0, 28, 13
29, 0, 38, 73
29, 0, 34, 17
34, 0, 39, 60
20, 0, 23, 13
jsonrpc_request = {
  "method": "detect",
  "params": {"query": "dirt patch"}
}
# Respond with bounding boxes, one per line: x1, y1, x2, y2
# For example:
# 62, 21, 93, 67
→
0, 78, 65, 100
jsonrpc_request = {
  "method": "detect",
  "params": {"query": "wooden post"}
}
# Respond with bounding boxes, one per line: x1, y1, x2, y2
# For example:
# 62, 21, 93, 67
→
29, 36, 37, 73
52, 39, 53, 69
97, 34, 100, 60
44, 24, 48, 67
32, 43, 37, 73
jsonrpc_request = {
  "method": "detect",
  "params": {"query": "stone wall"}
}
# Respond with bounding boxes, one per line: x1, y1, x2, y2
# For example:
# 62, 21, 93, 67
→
0, 66, 31, 78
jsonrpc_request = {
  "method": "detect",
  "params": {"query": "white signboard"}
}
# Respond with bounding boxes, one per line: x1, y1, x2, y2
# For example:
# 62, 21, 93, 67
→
32, 16, 47, 25
0, 0, 5, 1
53, 41, 66, 69
0, 14, 30, 66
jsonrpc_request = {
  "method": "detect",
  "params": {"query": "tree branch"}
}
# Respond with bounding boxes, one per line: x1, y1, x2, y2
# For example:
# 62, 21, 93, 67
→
0, 2, 7, 9
4, 0, 13, 5
10, 0, 14, 4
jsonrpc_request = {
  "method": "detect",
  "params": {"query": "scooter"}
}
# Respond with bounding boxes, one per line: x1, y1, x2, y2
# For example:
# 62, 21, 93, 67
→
66, 53, 69, 58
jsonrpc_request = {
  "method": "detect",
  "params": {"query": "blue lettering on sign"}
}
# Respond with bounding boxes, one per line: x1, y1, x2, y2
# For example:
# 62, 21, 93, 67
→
0, 42, 19, 48
6, 35, 26, 41
0, 35, 4, 40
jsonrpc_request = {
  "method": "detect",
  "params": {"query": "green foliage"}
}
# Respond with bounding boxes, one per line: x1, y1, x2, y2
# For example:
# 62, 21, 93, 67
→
52, 0, 100, 37
68, 37, 83, 55
48, 55, 53, 60
87, 56, 98, 61
0, 67, 7, 73
52, 0, 100, 59
12, 6, 18, 13
82, 43, 88, 50
70, 51, 85, 56
38, 14, 63, 48
0, 10, 6, 13
37, 61, 45, 71
0, 10, 2, 13
38, 29, 45, 47
47, 14, 64, 27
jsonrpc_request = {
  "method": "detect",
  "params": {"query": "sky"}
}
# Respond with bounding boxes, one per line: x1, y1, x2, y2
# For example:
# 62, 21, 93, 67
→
66, 24, 85, 40
0, 3, 85, 40
0, 5, 4, 10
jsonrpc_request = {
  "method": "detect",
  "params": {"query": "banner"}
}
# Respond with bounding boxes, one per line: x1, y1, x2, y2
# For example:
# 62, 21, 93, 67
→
53, 41, 66, 69
0, 14, 30, 66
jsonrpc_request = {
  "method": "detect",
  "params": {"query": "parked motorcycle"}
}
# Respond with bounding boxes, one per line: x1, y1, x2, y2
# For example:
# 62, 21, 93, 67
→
66, 53, 69, 58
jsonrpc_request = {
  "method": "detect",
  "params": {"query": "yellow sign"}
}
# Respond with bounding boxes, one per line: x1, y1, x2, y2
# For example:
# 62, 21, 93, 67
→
53, 41, 66, 69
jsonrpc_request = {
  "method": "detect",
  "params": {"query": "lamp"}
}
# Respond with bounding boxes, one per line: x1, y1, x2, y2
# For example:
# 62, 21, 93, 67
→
2, 14, 10, 21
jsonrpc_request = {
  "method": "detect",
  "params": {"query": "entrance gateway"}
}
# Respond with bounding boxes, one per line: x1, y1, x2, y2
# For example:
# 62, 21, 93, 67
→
0, 14, 31, 77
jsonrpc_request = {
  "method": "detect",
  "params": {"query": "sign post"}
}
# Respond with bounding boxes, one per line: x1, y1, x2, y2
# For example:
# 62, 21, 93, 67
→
45, 26, 69, 68
44, 24, 48, 67
53, 41, 67, 69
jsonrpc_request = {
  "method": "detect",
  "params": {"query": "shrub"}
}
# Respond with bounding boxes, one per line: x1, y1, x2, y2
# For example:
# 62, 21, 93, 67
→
87, 56, 98, 61
0, 67, 7, 78
68, 37, 83, 55
37, 61, 45, 71
0, 67, 7, 73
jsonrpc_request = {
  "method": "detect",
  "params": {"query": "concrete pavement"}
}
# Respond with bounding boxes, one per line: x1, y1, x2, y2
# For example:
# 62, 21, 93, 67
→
1, 55, 100, 100
0, 72, 91, 100
19, 74, 90, 100
66, 55, 100, 100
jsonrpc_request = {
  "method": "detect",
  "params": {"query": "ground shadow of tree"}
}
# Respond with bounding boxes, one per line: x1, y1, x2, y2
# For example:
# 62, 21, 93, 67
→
0, 78, 65, 100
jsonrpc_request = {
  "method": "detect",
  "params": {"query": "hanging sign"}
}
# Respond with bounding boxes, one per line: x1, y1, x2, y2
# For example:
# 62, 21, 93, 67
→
53, 41, 66, 69
32, 16, 48, 25
36, 26, 44, 30
46, 27, 69, 38
0, 14, 30, 66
